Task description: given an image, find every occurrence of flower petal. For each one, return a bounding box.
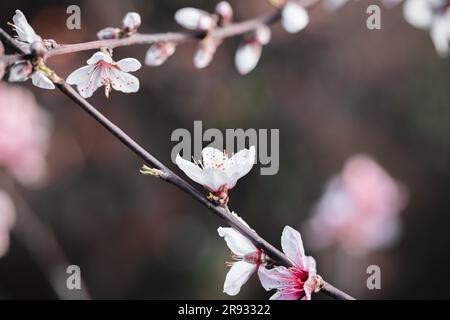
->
[175,8,214,30]
[12,10,39,44]
[223,261,257,296]
[87,51,113,65]
[66,65,93,85]
[258,266,293,291]
[31,72,55,90]
[193,43,216,69]
[175,154,206,186]
[117,58,142,72]
[76,68,103,98]
[217,227,256,256]
[235,40,262,75]
[282,2,309,34]
[281,226,306,268]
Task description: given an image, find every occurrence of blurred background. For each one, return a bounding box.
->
[0,0,449,299]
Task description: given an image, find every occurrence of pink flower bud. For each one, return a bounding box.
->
[216,1,233,25]
[8,61,33,82]
[255,25,272,45]
[194,38,218,69]
[145,42,177,66]
[122,12,142,32]
[282,2,309,34]
[97,27,121,40]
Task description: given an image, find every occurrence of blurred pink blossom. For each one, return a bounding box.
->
[0,189,16,257]
[305,154,408,256]
[0,83,51,186]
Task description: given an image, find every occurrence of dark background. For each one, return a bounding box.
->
[0,0,449,299]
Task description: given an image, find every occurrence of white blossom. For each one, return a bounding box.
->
[66,51,141,98]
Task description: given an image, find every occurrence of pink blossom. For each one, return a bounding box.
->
[66,51,141,98]
[0,83,51,186]
[235,26,271,75]
[306,154,408,256]
[0,190,16,257]
[258,226,318,300]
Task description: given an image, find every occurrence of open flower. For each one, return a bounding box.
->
[403,0,450,57]
[0,83,52,186]
[258,226,318,300]
[0,190,16,258]
[66,51,141,98]
[235,26,271,75]
[175,146,255,205]
[281,2,310,34]
[1,41,6,80]
[175,2,233,69]
[305,154,408,256]
[218,213,264,295]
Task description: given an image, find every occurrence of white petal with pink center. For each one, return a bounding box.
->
[66,51,141,98]
[175,146,256,193]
